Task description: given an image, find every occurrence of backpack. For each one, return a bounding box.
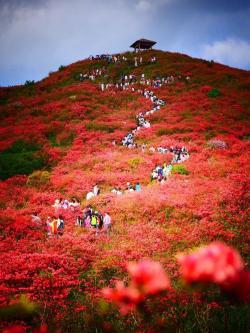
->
[91,215,98,227]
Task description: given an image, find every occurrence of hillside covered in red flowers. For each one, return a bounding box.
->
[0,50,249,332]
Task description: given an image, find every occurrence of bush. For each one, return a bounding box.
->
[24,80,35,87]
[0,140,45,180]
[27,170,50,187]
[47,132,75,147]
[59,65,66,71]
[157,128,191,136]
[0,98,8,105]
[208,88,221,98]
[128,157,142,170]
[86,122,116,133]
[4,140,40,154]
[172,165,189,175]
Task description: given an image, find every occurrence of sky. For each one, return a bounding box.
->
[0,0,250,86]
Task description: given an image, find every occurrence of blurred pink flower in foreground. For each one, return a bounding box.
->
[103,261,170,314]
[103,281,142,314]
[128,260,171,295]
[177,242,244,287]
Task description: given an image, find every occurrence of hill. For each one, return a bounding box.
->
[0,50,249,332]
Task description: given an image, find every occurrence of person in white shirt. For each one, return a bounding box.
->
[93,185,100,196]
[103,212,112,235]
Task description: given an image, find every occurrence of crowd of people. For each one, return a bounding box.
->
[98,73,183,92]
[89,54,128,63]
[79,66,106,82]
[76,206,112,235]
[151,163,173,183]
[46,215,65,237]
[52,197,80,212]
[150,147,189,183]
[30,52,192,240]
[31,202,112,237]
[122,87,165,148]
[111,182,141,195]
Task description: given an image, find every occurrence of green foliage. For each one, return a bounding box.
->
[30,108,46,116]
[157,127,191,136]
[181,110,193,119]
[86,122,116,133]
[47,132,75,147]
[128,157,142,170]
[0,295,38,321]
[0,97,8,105]
[208,88,221,98]
[59,65,66,71]
[0,140,45,180]
[24,80,35,87]
[242,134,250,140]
[172,164,190,175]
[4,140,40,153]
[205,130,216,140]
[24,80,36,96]
[179,302,249,333]
[165,206,175,221]
[27,170,50,187]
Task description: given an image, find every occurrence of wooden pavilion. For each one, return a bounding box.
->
[130,38,156,52]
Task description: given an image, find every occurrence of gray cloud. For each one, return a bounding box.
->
[201,38,250,68]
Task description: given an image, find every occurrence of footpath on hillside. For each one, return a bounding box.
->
[45,52,192,238]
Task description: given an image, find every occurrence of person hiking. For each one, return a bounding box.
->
[103,212,112,235]
[96,211,104,230]
[46,217,52,236]
[31,212,41,225]
[57,215,65,236]
[48,216,58,236]
[90,214,98,228]
[93,184,100,196]
[135,182,141,191]
[86,191,94,200]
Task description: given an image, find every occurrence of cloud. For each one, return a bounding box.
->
[0,0,152,85]
[201,38,250,69]
[135,0,173,12]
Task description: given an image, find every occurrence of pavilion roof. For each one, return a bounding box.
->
[130,38,156,49]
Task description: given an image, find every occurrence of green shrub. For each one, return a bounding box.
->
[157,128,191,136]
[0,98,8,105]
[86,122,115,133]
[24,80,35,87]
[59,65,66,71]
[128,157,142,170]
[0,140,45,180]
[47,132,75,147]
[165,206,175,221]
[242,134,250,141]
[208,88,221,98]
[27,170,50,187]
[172,165,190,175]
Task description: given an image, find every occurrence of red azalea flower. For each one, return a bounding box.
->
[103,281,143,314]
[127,260,171,295]
[3,325,26,333]
[177,242,244,287]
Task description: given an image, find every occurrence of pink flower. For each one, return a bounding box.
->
[103,281,142,314]
[177,242,244,287]
[127,260,171,295]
